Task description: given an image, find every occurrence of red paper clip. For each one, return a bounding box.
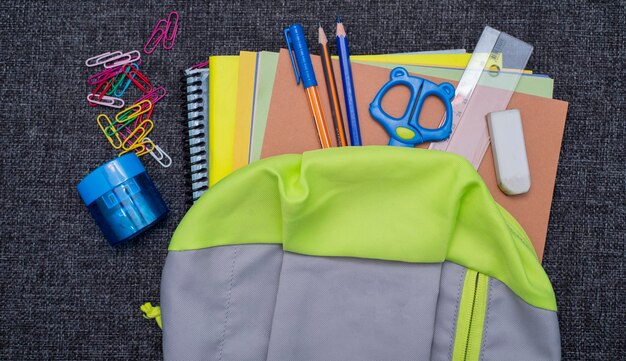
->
[162,12,179,50]
[144,19,167,54]
[90,78,115,106]
[127,68,153,94]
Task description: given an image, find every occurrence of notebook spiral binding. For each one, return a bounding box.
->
[180,67,210,203]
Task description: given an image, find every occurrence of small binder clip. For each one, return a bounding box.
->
[162,12,179,50]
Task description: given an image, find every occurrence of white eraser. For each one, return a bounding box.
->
[487,109,531,195]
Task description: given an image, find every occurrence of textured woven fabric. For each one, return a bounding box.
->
[0,0,623,359]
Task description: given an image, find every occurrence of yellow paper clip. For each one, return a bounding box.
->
[119,138,155,157]
[115,100,153,123]
[121,119,154,150]
[97,114,123,149]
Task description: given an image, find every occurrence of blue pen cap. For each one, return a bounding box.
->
[77,154,168,245]
[284,24,317,88]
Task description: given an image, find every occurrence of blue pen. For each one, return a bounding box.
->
[283,24,332,148]
[336,17,361,146]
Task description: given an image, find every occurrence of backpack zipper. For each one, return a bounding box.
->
[452,270,489,361]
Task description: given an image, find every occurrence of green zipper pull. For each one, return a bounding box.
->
[140,302,162,330]
[452,270,489,361]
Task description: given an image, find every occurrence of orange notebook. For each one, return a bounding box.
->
[262,49,568,260]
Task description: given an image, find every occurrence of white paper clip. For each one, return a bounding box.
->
[143,138,172,168]
[85,51,123,67]
[87,94,125,108]
[104,50,141,69]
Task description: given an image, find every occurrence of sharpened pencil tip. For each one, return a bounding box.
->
[318,25,328,44]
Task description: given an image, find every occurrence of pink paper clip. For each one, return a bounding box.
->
[127,68,153,93]
[87,94,125,108]
[87,66,124,86]
[162,12,179,50]
[189,60,208,70]
[144,19,167,54]
[103,50,141,69]
[135,86,166,106]
[85,51,123,67]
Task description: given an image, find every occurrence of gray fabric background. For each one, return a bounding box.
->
[0,0,623,359]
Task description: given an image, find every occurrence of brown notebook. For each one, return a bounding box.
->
[262,49,568,260]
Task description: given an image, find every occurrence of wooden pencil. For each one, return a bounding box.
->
[318,25,348,147]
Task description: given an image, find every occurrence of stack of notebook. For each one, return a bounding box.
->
[179,48,568,261]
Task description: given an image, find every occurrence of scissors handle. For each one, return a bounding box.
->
[369,67,455,147]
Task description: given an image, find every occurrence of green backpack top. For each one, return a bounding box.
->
[160,146,560,361]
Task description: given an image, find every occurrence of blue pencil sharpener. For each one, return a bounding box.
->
[77,153,168,246]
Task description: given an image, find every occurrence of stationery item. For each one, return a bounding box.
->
[113,63,140,98]
[144,19,167,54]
[162,11,179,50]
[97,114,123,149]
[319,25,347,147]
[429,26,533,169]
[144,137,173,168]
[232,51,258,171]
[249,51,280,163]
[487,109,531,195]
[262,50,568,260]
[104,50,141,69]
[88,66,124,85]
[336,17,361,146]
[77,153,168,246]
[136,86,167,105]
[369,67,455,147]
[360,61,553,98]
[127,67,153,93]
[85,51,123,67]
[284,24,332,149]
[87,94,125,108]
[208,55,240,186]
[180,65,209,202]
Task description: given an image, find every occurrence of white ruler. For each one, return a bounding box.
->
[429,26,533,169]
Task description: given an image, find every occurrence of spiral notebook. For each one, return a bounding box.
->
[180,67,209,202]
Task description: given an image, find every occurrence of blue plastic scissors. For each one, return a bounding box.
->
[369,67,455,147]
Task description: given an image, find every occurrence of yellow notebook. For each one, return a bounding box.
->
[208,55,240,186]
[232,51,257,172]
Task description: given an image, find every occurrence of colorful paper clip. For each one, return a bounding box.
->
[85,51,123,67]
[143,137,172,168]
[97,114,123,149]
[116,100,153,123]
[113,63,140,98]
[103,50,141,69]
[90,78,116,104]
[127,67,153,94]
[135,86,166,106]
[87,94,125,108]
[162,12,179,50]
[144,19,167,54]
[121,119,154,150]
[87,66,124,86]
[119,138,155,157]
[189,60,209,70]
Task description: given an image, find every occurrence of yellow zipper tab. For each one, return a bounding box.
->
[452,270,489,361]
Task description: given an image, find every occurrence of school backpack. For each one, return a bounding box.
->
[160,147,560,361]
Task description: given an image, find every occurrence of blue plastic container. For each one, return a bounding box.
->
[77,153,168,245]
